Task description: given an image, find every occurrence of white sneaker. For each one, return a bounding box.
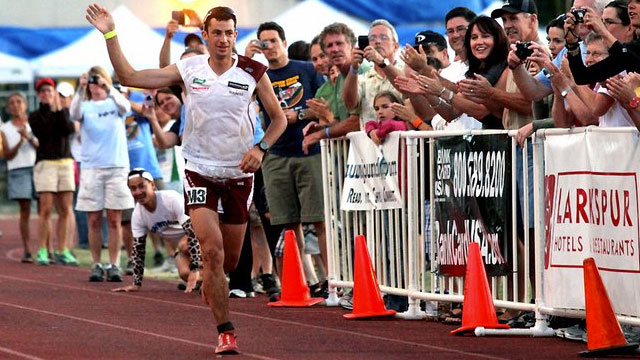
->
[229,289,247,298]
[153,258,177,274]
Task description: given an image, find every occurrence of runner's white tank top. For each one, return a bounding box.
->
[176,54,266,167]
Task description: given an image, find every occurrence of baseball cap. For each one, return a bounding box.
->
[56,82,75,98]
[35,78,55,92]
[184,33,203,47]
[491,0,538,18]
[128,168,154,182]
[414,30,447,50]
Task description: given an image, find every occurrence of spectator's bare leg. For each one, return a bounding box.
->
[251,223,272,276]
[87,211,103,264]
[18,199,31,254]
[313,221,328,275]
[53,192,73,252]
[37,192,53,252]
[106,209,122,265]
[122,222,133,258]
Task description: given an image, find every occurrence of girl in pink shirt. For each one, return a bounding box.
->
[365,91,407,145]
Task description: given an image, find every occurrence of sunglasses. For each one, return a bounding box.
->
[203,6,236,27]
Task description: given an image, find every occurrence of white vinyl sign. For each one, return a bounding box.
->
[340,131,403,211]
[544,130,640,317]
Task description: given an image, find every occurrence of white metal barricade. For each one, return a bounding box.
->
[321,130,538,322]
[321,127,640,330]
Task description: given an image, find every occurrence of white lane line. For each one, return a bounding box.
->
[0,301,279,360]
[0,346,46,360]
[0,274,509,360]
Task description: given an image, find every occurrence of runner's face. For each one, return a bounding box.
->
[203,19,236,58]
[128,177,155,205]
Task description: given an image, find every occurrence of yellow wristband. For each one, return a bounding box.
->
[104,30,117,40]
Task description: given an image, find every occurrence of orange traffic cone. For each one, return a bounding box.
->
[268,230,324,307]
[451,242,509,335]
[343,235,396,319]
[579,257,638,357]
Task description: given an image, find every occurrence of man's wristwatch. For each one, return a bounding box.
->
[297,110,305,121]
[629,96,640,109]
[258,140,270,153]
[378,58,390,68]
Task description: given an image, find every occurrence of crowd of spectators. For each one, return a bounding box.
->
[3,0,640,331]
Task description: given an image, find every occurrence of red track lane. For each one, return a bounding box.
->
[0,218,594,359]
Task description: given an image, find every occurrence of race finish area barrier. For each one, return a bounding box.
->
[320,126,640,333]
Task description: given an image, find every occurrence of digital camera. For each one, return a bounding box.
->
[357,35,369,50]
[144,95,154,107]
[571,8,587,24]
[88,75,100,85]
[515,42,534,60]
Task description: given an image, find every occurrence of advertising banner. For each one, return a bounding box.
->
[434,134,511,277]
[544,130,640,316]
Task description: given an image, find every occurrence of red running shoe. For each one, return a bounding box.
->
[215,332,239,354]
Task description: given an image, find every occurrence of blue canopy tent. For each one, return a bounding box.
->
[0,0,498,60]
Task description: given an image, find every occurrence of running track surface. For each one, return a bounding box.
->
[0,218,598,359]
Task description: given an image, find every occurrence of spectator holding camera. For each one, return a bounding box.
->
[2,92,38,263]
[70,66,133,282]
[247,21,330,288]
[29,78,78,266]
[511,0,607,101]
[159,9,205,68]
[343,19,405,129]
[551,33,634,128]
[567,0,640,84]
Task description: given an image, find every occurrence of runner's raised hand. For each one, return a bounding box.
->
[86,3,115,34]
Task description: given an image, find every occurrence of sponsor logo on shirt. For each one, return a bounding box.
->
[192,77,207,85]
[228,81,249,91]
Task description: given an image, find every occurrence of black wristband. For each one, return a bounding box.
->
[217,321,235,334]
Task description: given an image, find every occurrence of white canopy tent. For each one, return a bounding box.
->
[31,5,184,78]
[0,52,33,83]
[235,0,370,65]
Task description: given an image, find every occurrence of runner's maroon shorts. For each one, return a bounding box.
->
[183,170,253,224]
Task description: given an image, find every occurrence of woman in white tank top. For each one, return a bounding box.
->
[1,92,38,262]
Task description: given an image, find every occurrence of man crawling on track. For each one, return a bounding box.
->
[112,168,202,293]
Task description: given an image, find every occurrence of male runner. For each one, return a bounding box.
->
[86,4,287,354]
